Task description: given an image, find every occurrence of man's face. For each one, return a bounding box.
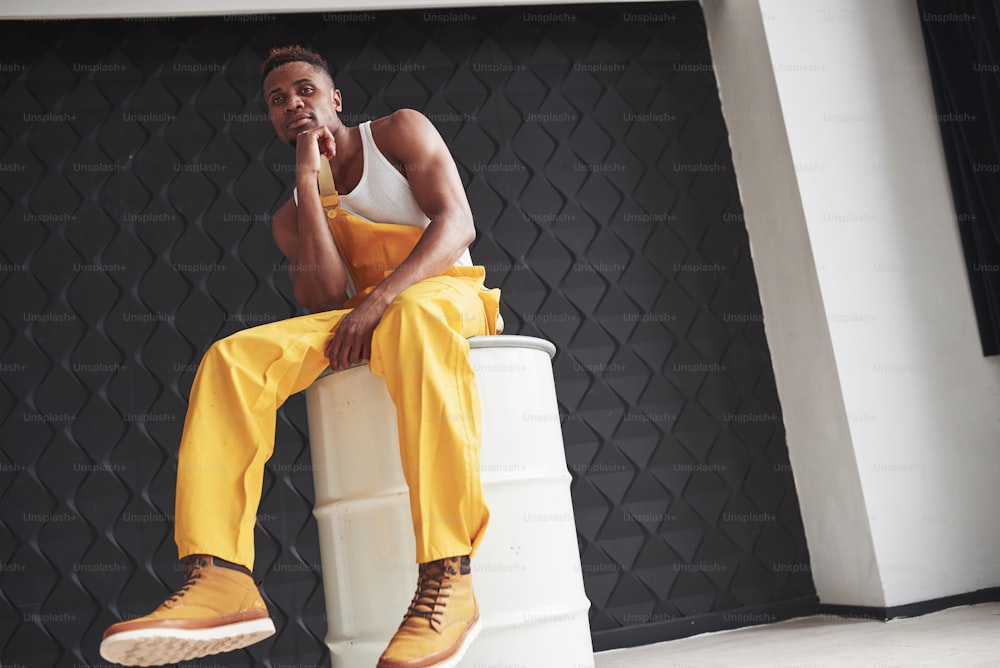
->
[262,61,341,146]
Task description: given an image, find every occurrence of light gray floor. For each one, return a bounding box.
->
[594,602,1000,667]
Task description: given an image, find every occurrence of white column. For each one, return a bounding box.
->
[704,0,1000,607]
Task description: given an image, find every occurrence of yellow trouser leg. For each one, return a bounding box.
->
[370,275,492,563]
[175,276,492,570]
[174,309,345,570]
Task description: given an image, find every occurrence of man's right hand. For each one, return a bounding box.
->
[295,126,336,178]
[270,124,349,314]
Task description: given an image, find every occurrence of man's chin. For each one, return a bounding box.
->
[286,123,317,146]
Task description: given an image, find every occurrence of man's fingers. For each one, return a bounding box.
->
[296,128,325,173]
[295,127,335,169]
[317,127,336,159]
[328,336,343,371]
[348,339,363,366]
[345,322,363,365]
[327,312,375,371]
[336,334,351,369]
[328,320,351,371]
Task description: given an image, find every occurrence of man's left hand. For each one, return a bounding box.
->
[326,295,389,371]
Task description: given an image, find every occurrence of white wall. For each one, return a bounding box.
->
[701,0,884,607]
[706,0,1000,608]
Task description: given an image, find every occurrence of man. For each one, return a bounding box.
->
[99,45,500,668]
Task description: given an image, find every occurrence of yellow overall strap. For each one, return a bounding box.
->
[317,157,339,209]
[315,151,503,332]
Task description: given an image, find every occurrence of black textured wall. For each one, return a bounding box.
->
[0,3,815,666]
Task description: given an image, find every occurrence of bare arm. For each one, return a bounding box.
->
[271,127,349,313]
[325,109,476,370]
[364,109,475,310]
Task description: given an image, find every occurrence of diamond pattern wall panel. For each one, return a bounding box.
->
[0,3,815,666]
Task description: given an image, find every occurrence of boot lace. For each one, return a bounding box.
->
[403,558,458,630]
[163,556,209,607]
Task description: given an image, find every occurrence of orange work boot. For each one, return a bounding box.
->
[99,555,275,666]
[377,555,481,668]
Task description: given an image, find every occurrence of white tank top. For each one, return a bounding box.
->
[293,120,474,268]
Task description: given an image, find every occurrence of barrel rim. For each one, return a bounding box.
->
[468,334,556,358]
[313,335,557,381]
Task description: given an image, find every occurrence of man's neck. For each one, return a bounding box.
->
[323,122,365,194]
[330,122,359,166]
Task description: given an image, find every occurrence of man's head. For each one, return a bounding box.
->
[260,45,342,146]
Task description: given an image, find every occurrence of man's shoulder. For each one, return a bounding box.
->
[371,108,430,131]
[366,110,442,167]
[369,109,438,150]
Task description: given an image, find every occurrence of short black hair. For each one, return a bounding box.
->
[260,45,334,88]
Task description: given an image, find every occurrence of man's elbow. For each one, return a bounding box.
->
[458,215,476,252]
[293,283,319,313]
[294,282,345,314]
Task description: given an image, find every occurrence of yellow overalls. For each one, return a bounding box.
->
[173,161,501,569]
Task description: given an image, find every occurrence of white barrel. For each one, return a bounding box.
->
[304,335,595,668]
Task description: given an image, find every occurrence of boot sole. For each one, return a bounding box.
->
[434,615,481,668]
[378,615,482,668]
[99,617,276,666]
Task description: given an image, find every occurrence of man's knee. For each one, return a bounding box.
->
[387,282,489,347]
[200,329,256,369]
[381,283,446,328]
